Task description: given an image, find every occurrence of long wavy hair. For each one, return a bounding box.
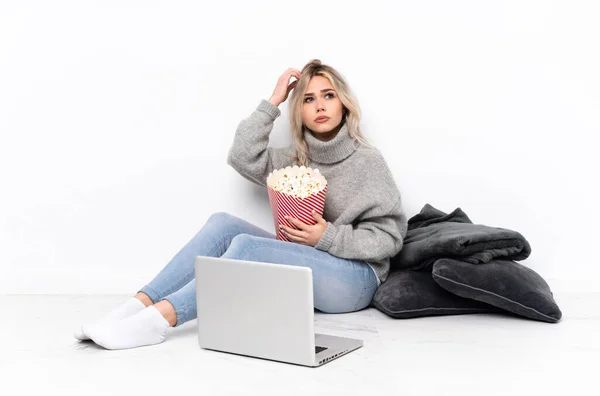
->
[288,59,375,166]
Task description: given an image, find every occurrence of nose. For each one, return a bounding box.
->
[316,100,325,112]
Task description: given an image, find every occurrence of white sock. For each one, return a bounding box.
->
[74,297,146,341]
[86,306,171,350]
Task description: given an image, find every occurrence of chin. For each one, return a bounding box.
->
[311,120,337,132]
[311,125,331,133]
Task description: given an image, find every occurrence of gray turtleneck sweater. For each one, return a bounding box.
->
[227,99,408,284]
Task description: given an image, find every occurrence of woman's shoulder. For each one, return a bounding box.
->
[353,145,401,192]
[353,145,390,167]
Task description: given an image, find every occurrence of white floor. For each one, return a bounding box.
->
[1,292,598,396]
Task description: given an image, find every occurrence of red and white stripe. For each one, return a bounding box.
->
[267,184,328,242]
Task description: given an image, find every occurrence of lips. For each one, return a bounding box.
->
[315,116,330,122]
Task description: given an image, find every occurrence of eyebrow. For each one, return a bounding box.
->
[304,88,335,97]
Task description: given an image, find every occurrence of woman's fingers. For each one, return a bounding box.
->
[286,68,301,81]
[280,222,307,240]
[287,79,298,93]
[272,68,302,105]
[286,216,306,230]
[281,227,306,244]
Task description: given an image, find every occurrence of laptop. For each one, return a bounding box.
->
[194,255,364,367]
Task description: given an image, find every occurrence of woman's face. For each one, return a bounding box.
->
[302,76,345,141]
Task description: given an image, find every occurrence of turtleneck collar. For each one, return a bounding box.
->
[302,119,359,164]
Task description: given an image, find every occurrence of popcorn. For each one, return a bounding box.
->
[270,169,324,199]
[266,165,328,242]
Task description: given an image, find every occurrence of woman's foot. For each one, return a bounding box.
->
[86,305,172,350]
[73,294,150,341]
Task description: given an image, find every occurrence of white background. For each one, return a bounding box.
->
[1,0,598,294]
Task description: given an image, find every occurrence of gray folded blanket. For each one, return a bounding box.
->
[376,203,561,323]
[391,203,532,271]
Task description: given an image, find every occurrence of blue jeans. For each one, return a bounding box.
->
[138,212,380,327]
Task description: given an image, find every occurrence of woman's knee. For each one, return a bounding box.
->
[207,211,235,223]
[225,234,258,255]
[204,212,246,233]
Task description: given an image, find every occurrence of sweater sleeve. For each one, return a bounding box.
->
[314,198,408,262]
[227,99,292,188]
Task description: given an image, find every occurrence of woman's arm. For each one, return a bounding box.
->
[314,199,408,262]
[227,99,292,188]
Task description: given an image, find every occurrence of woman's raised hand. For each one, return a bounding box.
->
[268,68,302,107]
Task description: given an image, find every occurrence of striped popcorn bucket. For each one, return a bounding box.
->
[266,166,328,242]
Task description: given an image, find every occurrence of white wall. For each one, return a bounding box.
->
[1,0,598,294]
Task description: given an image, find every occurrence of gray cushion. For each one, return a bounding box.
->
[370,269,501,319]
[432,258,562,323]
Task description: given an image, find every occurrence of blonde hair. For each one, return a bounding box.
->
[288,59,375,166]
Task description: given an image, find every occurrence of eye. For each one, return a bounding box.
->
[304,93,335,103]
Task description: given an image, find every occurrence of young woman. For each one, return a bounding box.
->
[74,59,408,350]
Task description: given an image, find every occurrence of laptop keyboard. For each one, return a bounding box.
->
[315,346,328,354]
